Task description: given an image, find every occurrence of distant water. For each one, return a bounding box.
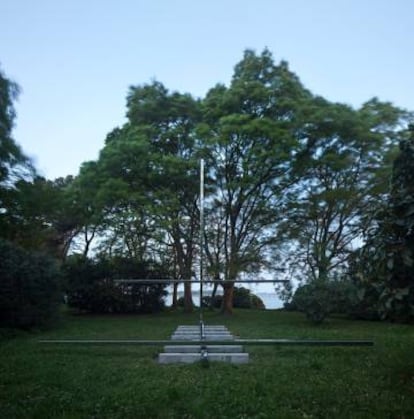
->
[164,291,283,309]
[256,293,283,309]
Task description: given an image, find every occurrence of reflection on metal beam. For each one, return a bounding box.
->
[39,339,374,346]
[113,279,289,284]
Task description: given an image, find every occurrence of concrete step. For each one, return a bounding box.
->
[172,331,233,337]
[175,330,229,334]
[158,324,249,364]
[163,345,244,353]
[175,331,230,335]
[177,324,227,330]
[171,335,234,341]
[171,332,233,337]
[174,330,230,335]
[173,330,232,334]
[158,352,249,364]
[176,326,228,331]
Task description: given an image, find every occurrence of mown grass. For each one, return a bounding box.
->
[1,309,413,418]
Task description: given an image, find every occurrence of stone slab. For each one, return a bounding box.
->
[173,330,232,336]
[158,352,249,364]
[171,335,234,341]
[175,330,229,334]
[171,332,233,338]
[157,324,249,364]
[176,326,227,331]
[163,345,244,353]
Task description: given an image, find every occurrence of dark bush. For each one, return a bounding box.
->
[233,286,265,309]
[290,280,357,324]
[201,294,222,309]
[176,296,185,307]
[348,283,382,321]
[201,287,265,309]
[250,292,266,309]
[63,255,168,314]
[293,282,331,324]
[0,239,61,329]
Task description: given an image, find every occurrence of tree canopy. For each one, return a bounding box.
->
[1,50,413,322]
[67,49,413,316]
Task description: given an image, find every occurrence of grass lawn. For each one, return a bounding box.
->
[1,309,413,418]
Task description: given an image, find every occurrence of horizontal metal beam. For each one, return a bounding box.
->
[39,339,373,346]
[113,279,289,284]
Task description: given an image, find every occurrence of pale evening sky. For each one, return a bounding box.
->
[1,0,413,180]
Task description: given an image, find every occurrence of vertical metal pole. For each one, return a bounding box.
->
[199,159,205,338]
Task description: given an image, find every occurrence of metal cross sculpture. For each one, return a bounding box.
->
[40,160,373,362]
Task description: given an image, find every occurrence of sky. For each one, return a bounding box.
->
[1,0,414,180]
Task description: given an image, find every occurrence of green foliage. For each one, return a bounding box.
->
[250,293,266,309]
[352,126,414,322]
[1,176,80,258]
[233,286,265,309]
[202,287,265,309]
[175,296,187,308]
[63,256,117,313]
[290,280,356,324]
[200,49,314,313]
[278,97,410,284]
[291,282,332,323]
[12,48,408,319]
[75,81,201,311]
[63,255,168,314]
[347,249,384,320]
[0,67,34,243]
[0,239,61,329]
[0,66,31,186]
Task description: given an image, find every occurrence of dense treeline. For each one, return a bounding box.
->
[63,255,168,314]
[0,67,61,328]
[1,49,413,328]
[0,239,61,329]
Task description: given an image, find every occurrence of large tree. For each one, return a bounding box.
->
[0,66,33,237]
[351,125,414,322]
[1,176,81,258]
[278,98,410,283]
[126,82,201,311]
[200,49,312,314]
[75,82,201,311]
[0,66,30,186]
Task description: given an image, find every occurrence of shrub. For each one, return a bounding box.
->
[291,280,357,324]
[292,282,331,324]
[250,293,266,309]
[0,239,61,329]
[201,287,265,309]
[201,294,222,309]
[176,296,185,307]
[233,286,265,309]
[63,255,167,314]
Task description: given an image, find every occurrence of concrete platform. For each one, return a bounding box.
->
[171,334,233,341]
[158,352,249,364]
[164,345,244,353]
[171,325,234,341]
[158,324,249,364]
[172,332,233,336]
[172,325,228,331]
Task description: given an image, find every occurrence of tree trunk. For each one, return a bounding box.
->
[171,282,178,309]
[209,278,219,310]
[221,283,234,315]
[184,281,194,313]
[173,235,194,313]
[317,258,329,282]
